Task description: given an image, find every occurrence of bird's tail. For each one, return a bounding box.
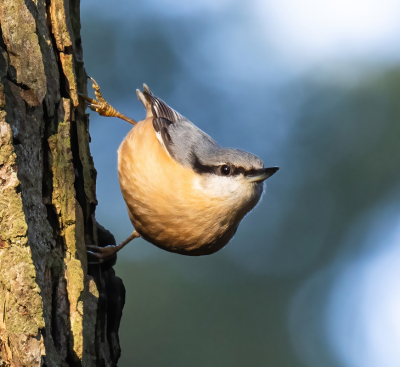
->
[136,84,153,113]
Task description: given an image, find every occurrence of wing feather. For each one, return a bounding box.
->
[153,117,175,158]
[144,90,220,169]
[144,92,184,123]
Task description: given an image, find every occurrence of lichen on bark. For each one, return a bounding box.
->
[0,0,126,365]
[0,113,45,367]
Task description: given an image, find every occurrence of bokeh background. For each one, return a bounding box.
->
[80,1,400,366]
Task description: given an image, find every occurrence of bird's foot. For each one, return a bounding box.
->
[87,244,121,264]
[87,230,140,264]
[79,76,137,125]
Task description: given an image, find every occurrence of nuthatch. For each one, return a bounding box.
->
[82,78,278,261]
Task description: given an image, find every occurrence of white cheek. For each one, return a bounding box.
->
[194,176,236,197]
[193,175,262,205]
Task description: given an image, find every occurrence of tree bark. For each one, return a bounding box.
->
[0,0,124,366]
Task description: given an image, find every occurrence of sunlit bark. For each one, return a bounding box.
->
[0,0,124,365]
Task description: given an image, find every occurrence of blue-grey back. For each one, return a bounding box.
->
[145,92,264,171]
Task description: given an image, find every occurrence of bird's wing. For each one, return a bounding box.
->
[145,92,185,124]
[143,92,220,168]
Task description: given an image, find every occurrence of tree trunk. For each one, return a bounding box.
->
[0,0,124,366]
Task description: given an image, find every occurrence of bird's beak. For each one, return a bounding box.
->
[247,167,279,183]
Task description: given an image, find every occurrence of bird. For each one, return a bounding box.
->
[81,78,279,261]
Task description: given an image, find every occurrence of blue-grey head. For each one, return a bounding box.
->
[137,85,279,207]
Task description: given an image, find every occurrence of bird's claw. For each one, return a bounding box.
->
[86,244,122,264]
[86,230,140,265]
[78,76,113,117]
[79,76,137,125]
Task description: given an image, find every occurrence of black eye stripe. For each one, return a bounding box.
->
[234,167,246,175]
[191,155,219,174]
[191,154,256,177]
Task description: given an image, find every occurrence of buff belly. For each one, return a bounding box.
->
[117,118,248,255]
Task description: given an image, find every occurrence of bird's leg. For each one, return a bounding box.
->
[79,76,137,125]
[87,230,140,264]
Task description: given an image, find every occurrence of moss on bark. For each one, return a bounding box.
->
[0,0,126,365]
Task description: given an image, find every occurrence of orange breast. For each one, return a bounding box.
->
[117,118,240,255]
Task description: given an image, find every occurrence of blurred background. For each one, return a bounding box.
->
[80,0,400,366]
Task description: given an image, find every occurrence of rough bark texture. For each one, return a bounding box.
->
[0,0,125,366]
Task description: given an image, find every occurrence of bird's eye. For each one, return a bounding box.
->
[221,165,231,176]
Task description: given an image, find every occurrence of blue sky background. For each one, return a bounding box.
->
[80,1,400,365]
